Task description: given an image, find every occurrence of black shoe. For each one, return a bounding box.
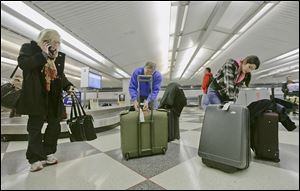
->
[281,119,297,131]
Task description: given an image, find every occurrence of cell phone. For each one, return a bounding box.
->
[48,46,55,54]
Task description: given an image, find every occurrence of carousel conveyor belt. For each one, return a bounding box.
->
[1,105,129,141]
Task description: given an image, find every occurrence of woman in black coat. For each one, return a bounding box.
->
[16,29,74,172]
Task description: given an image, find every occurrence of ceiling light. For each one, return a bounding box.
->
[170,5,178,35]
[221,34,239,50]
[2,1,130,78]
[65,62,81,72]
[262,48,299,65]
[253,59,298,75]
[180,5,189,32]
[1,38,21,50]
[2,9,127,79]
[1,57,17,66]
[2,1,107,64]
[239,3,275,33]
[210,50,222,60]
[65,74,81,81]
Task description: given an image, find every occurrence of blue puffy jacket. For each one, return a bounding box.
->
[129,67,162,103]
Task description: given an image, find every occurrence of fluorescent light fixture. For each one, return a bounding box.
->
[239,3,274,33]
[1,1,122,71]
[183,48,206,76]
[169,36,174,50]
[1,38,21,50]
[168,52,173,61]
[191,67,204,79]
[253,59,298,75]
[210,50,222,60]
[170,5,178,35]
[65,73,81,81]
[176,46,197,78]
[174,51,178,59]
[257,65,299,79]
[1,57,18,66]
[115,68,130,78]
[2,8,126,80]
[203,60,211,67]
[65,62,81,72]
[273,69,299,77]
[154,1,170,77]
[262,48,299,65]
[221,34,239,50]
[177,35,182,48]
[112,72,123,79]
[180,5,189,32]
[1,10,40,39]
[2,1,106,65]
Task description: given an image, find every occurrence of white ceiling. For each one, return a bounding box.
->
[1,1,299,87]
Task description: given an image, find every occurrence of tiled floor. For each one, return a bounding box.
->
[1,107,299,190]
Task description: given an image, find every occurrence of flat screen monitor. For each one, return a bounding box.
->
[88,72,101,89]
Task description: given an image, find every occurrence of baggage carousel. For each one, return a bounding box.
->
[1,105,129,141]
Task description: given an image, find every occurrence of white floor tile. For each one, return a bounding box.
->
[180,122,202,131]
[279,131,299,146]
[6,141,28,152]
[1,153,146,190]
[172,131,200,149]
[86,133,120,152]
[57,138,70,144]
[151,156,299,190]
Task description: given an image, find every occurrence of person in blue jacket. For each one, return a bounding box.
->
[129,62,162,111]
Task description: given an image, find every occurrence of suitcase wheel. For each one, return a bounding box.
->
[162,147,166,154]
[125,153,130,161]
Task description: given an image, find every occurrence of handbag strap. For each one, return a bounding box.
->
[73,93,87,116]
[10,65,19,79]
[70,95,79,121]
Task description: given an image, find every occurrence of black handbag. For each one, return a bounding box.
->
[66,94,97,142]
[1,65,22,109]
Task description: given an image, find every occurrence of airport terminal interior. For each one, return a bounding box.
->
[1,1,299,190]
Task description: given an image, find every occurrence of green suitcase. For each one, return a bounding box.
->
[120,109,168,160]
[120,75,168,160]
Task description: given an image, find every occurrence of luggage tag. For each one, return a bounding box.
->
[139,108,145,122]
[222,102,232,111]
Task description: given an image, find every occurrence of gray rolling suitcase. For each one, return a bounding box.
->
[198,103,250,173]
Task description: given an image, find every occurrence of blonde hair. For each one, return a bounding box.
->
[37,29,61,47]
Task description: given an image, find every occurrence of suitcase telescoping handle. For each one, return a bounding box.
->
[137,75,154,122]
[270,86,276,112]
[137,75,154,156]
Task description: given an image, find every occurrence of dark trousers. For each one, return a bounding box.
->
[26,115,61,164]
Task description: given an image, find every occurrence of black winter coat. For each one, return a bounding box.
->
[159,82,187,116]
[247,99,295,131]
[16,41,73,118]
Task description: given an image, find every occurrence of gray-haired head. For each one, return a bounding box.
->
[37,29,61,47]
[145,62,156,70]
[144,61,156,75]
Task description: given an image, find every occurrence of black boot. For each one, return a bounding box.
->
[281,118,297,131]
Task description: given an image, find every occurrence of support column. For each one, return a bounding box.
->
[122,78,131,106]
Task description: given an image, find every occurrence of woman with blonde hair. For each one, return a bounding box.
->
[16,29,75,172]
